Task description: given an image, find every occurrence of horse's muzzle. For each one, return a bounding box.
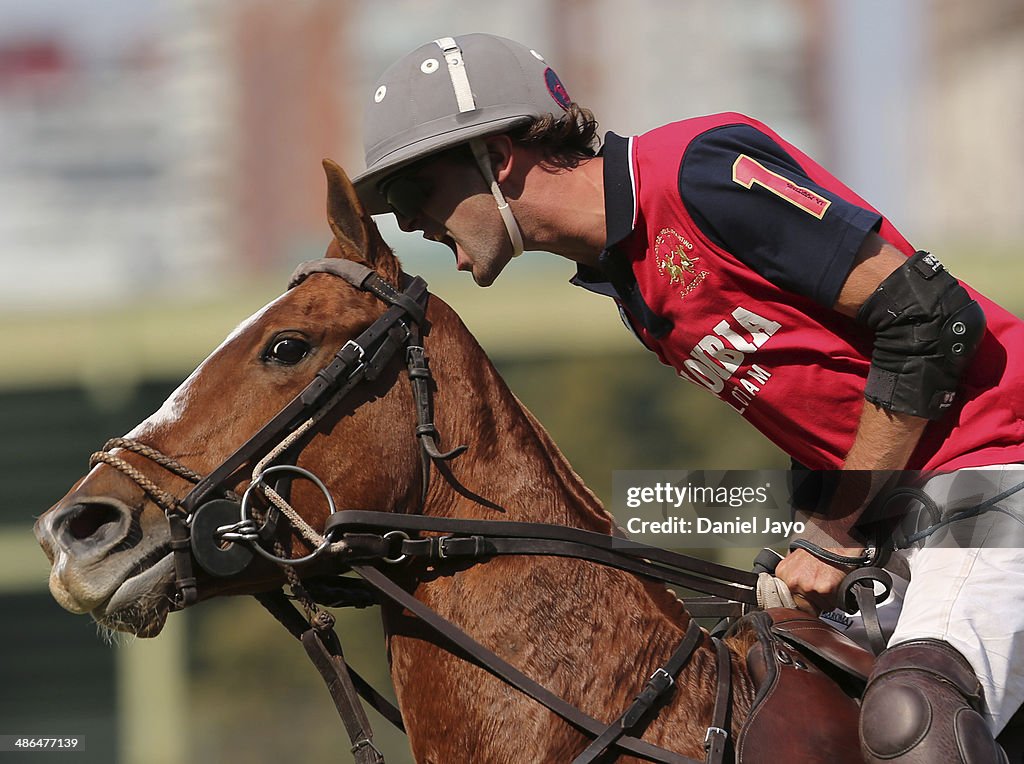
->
[35,493,165,617]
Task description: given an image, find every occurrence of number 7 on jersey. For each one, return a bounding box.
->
[732,154,832,219]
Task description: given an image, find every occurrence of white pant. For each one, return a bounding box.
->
[823,465,1024,735]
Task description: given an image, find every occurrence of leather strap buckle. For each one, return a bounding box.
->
[350,737,385,764]
[704,726,728,750]
[648,667,674,692]
[435,535,452,560]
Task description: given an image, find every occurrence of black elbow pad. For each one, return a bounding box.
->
[857,251,986,420]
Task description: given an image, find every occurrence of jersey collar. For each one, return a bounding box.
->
[571,132,672,340]
[571,131,635,295]
[601,131,638,249]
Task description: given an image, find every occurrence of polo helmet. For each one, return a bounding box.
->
[353,33,574,215]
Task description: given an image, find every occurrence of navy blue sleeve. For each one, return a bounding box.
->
[679,124,882,306]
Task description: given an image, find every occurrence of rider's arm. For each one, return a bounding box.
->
[678,124,986,612]
[836,233,929,474]
[779,233,985,612]
[778,235,926,611]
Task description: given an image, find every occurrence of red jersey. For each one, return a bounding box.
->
[573,113,1024,470]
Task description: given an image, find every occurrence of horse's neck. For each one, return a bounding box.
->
[423,302,613,531]
[384,302,747,760]
[420,298,689,621]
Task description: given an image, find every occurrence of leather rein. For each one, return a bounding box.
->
[90,259,762,764]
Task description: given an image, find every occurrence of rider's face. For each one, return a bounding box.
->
[382,149,516,287]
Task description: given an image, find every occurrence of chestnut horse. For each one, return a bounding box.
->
[34,162,861,763]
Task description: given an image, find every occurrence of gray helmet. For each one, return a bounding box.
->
[353,33,573,215]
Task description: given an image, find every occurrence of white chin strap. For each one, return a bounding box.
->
[433,36,524,258]
[470,138,524,258]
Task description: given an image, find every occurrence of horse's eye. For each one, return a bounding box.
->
[264,337,311,365]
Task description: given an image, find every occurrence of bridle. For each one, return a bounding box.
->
[89,258,765,764]
[92,258,457,609]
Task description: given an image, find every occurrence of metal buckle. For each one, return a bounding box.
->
[704,726,728,750]
[648,667,674,690]
[342,339,365,362]
[340,339,367,378]
[350,737,384,758]
[436,535,452,559]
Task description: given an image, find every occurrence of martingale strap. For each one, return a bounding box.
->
[573,636,732,764]
[571,622,706,764]
[350,564,716,764]
[299,630,385,764]
[255,591,399,764]
[295,510,756,762]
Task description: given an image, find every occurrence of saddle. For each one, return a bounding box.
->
[734,608,874,763]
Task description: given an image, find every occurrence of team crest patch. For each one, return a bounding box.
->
[544,68,571,111]
[655,228,709,300]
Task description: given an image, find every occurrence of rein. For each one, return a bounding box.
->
[90,259,754,764]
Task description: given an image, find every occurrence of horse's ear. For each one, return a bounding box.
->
[322,158,400,283]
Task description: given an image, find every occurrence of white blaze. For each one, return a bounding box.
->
[126,294,288,438]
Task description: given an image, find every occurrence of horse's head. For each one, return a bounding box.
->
[34,161,425,637]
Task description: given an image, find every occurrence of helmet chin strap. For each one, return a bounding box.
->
[469,138,524,258]
[432,38,522,259]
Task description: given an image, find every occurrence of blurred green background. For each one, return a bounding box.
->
[3,1,1022,762]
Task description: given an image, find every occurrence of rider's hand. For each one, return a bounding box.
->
[775,547,860,615]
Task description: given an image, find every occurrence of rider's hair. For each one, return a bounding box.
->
[425,103,599,174]
[506,103,600,168]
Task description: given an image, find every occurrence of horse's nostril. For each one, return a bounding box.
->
[45,499,133,557]
[66,504,123,542]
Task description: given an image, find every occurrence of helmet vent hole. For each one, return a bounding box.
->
[420,58,439,74]
[374,85,387,103]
